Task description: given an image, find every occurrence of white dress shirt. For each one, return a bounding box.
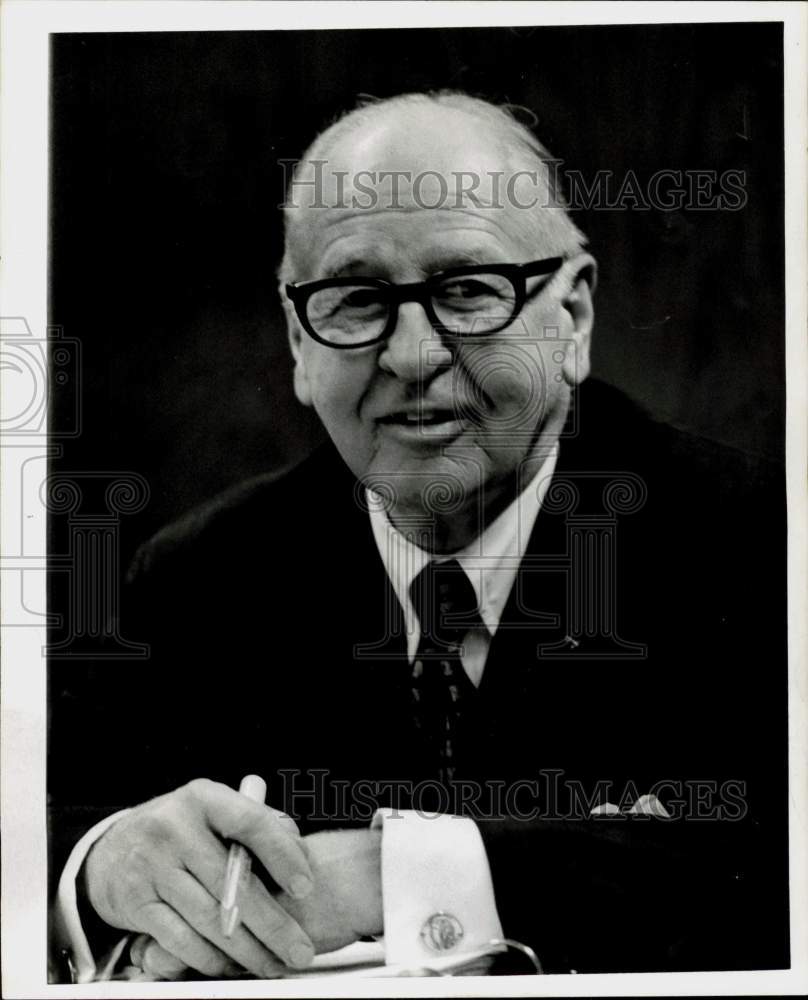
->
[368,445,559,686]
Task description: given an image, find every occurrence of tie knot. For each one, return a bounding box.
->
[410,559,480,647]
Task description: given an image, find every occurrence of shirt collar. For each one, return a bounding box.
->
[367,445,559,659]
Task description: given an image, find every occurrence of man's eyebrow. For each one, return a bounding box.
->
[428,255,511,275]
[322,247,509,279]
[324,258,374,278]
[432,253,486,270]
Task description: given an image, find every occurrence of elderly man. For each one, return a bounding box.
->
[51,92,787,980]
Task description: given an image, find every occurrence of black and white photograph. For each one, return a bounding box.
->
[1,2,806,996]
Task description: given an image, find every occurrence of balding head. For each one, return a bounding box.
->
[280,91,585,284]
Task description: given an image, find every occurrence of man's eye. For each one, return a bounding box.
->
[438,279,500,300]
[435,277,513,308]
[339,288,385,310]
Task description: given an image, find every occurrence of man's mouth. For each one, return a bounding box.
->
[376,407,468,442]
[378,408,459,427]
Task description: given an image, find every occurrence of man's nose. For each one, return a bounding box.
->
[377,301,453,380]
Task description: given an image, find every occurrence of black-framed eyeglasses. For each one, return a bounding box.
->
[285,256,565,349]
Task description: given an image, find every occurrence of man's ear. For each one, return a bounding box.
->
[284,304,314,407]
[560,253,597,387]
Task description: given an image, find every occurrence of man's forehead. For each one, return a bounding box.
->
[327,103,513,178]
[303,205,538,277]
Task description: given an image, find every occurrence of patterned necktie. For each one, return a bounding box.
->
[409,559,482,782]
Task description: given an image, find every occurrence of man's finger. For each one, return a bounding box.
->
[160,867,292,977]
[131,933,248,982]
[184,779,313,899]
[271,809,302,838]
[140,940,191,980]
[180,828,315,969]
[129,934,152,969]
[136,900,233,979]
[237,870,315,970]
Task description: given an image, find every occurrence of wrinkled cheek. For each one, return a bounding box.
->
[309,366,354,421]
[306,371,378,474]
[456,342,550,434]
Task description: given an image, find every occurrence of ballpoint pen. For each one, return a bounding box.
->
[220,774,267,938]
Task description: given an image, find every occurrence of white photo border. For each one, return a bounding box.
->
[1,2,806,997]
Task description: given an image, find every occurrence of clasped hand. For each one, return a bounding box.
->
[83,779,382,979]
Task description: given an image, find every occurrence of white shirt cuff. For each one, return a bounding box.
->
[53,809,132,983]
[371,809,503,967]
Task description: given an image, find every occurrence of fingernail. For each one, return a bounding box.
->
[288,942,314,968]
[290,874,313,898]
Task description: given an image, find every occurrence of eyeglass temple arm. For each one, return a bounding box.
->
[520,256,565,278]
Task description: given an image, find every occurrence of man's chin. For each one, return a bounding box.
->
[362,456,483,527]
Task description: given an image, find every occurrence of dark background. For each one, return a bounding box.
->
[50,23,785,560]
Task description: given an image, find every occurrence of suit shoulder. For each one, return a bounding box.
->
[580,379,783,497]
[651,419,783,505]
[642,390,782,475]
[127,447,340,583]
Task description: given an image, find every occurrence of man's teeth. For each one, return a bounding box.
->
[391,411,454,424]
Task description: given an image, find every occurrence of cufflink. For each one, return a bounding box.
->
[420,911,464,952]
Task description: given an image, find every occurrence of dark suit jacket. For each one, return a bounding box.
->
[49,380,789,974]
